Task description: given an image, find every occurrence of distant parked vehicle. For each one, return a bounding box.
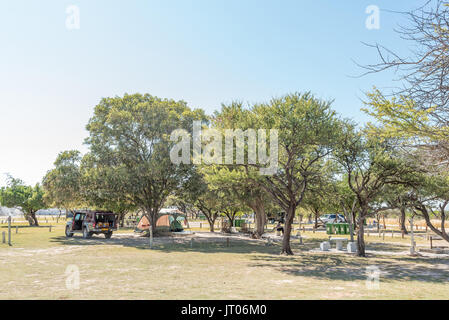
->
[317,214,346,227]
[65,211,117,239]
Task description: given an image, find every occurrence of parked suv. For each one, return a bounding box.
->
[65,211,117,239]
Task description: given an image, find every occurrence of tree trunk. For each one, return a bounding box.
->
[201,209,217,232]
[281,204,295,255]
[352,211,357,230]
[357,216,366,257]
[25,213,34,226]
[314,210,319,229]
[26,211,39,226]
[400,207,408,235]
[145,210,157,235]
[252,202,266,238]
[208,216,216,232]
[417,205,449,243]
[119,213,125,228]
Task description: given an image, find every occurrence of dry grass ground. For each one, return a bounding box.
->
[0,221,449,300]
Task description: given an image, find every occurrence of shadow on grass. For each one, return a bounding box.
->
[0,225,59,230]
[249,248,449,283]
[48,233,449,284]
[49,233,283,255]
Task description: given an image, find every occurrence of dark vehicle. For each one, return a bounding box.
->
[267,211,285,224]
[65,211,117,239]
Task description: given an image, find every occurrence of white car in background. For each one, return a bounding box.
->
[317,214,346,227]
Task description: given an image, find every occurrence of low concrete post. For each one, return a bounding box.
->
[16,226,18,234]
[410,217,416,255]
[2,231,5,244]
[8,216,11,246]
[320,241,330,251]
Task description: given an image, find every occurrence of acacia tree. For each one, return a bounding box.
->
[246,92,345,255]
[361,1,449,167]
[204,166,269,237]
[0,176,45,226]
[80,154,136,227]
[364,89,449,242]
[406,171,449,243]
[42,150,83,217]
[211,103,270,237]
[85,93,206,234]
[362,1,449,127]
[382,184,414,234]
[178,169,222,232]
[335,127,417,257]
[302,161,338,229]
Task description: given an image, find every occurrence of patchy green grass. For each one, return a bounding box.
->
[0,223,448,299]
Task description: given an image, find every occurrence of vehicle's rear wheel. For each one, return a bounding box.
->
[82,227,92,239]
[65,226,73,238]
[104,232,113,239]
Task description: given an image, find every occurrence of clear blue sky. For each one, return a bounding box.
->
[0,0,424,186]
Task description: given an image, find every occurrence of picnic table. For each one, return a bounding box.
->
[329,237,348,251]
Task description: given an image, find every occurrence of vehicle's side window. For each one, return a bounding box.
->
[74,213,81,221]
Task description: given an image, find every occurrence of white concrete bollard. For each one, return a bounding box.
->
[336,241,343,251]
[320,241,330,251]
[347,242,357,253]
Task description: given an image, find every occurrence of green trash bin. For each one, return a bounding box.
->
[234,219,245,227]
[326,223,334,235]
[342,223,349,235]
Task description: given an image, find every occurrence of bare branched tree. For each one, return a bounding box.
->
[361,0,449,123]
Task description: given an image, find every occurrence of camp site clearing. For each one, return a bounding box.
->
[1,219,449,300]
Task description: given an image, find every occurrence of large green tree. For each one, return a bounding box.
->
[80,153,137,227]
[0,176,45,226]
[335,127,418,257]
[178,168,222,232]
[246,92,345,255]
[42,150,83,216]
[211,102,271,237]
[85,93,206,234]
